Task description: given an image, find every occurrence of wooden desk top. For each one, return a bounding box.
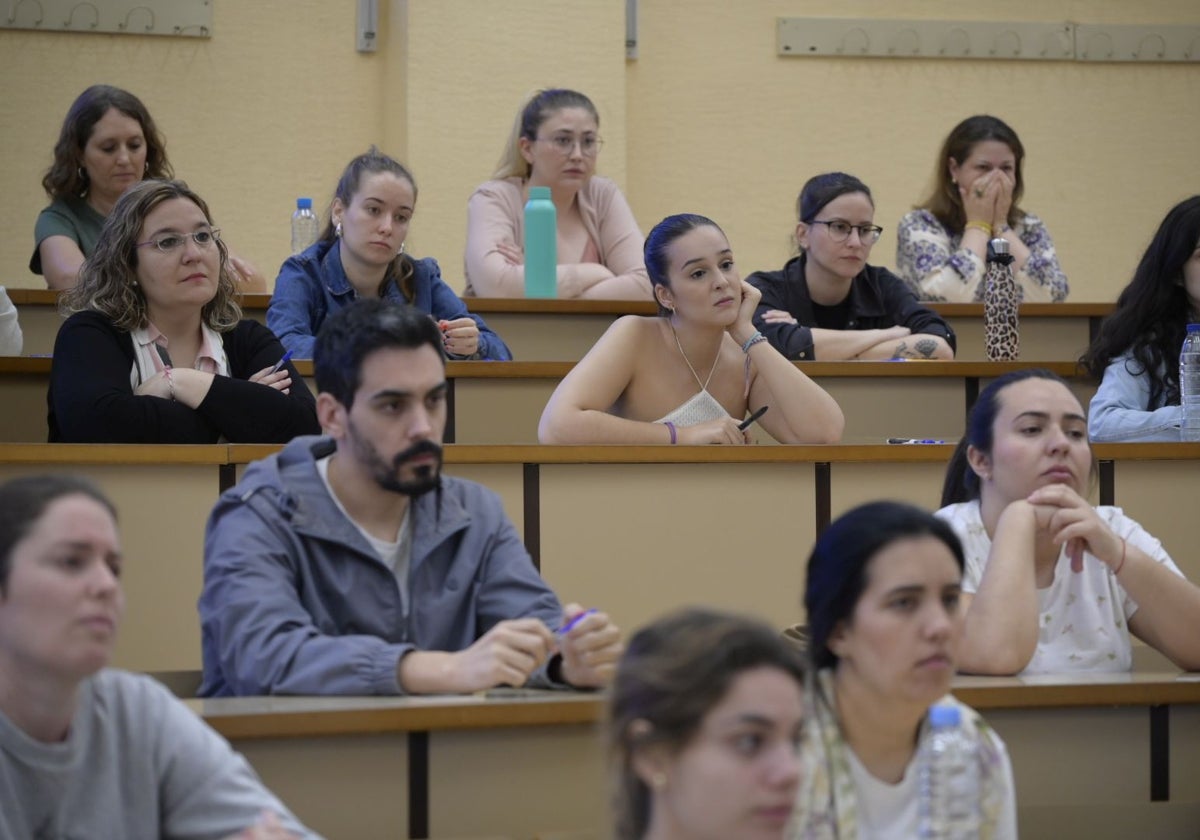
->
[189,672,1200,740]
[4,290,1115,319]
[0,441,1194,467]
[0,355,1086,381]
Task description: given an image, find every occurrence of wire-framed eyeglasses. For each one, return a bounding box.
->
[136,229,221,254]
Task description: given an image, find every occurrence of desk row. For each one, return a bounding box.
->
[0,442,1191,674]
[7,289,1108,362]
[185,675,1200,839]
[0,356,1093,444]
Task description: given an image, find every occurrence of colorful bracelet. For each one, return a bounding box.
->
[662,421,677,444]
[741,331,768,354]
[965,221,994,236]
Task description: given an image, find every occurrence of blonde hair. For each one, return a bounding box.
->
[60,179,241,332]
[492,88,599,180]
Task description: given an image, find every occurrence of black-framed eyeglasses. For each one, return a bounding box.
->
[810,220,883,244]
[537,134,604,156]
[136,229,221,254]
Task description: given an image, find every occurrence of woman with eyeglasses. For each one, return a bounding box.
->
[32,85,265,291]
[896,115,1068,303]
[48,179,319,443]
[746,173,956,362]
[463,88,651,299]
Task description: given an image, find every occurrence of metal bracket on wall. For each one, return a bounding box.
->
[356,0,377,53]
[626,0,637,60]
[778,17,1200,63]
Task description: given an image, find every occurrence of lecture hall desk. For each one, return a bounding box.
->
[7,289,1108,362]
[187,673,1200,839]
[1,442,1195,677]
[0,356,1093,445]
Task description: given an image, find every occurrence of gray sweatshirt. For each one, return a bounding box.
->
[0,669,321,839]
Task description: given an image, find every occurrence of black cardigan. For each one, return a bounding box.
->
[48,311,320,443]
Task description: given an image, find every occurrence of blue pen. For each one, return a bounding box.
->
[269,349,294,375]
[886,437,947,445]
[558,608,598,636]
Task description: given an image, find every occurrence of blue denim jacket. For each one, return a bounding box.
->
[268,239,512,360]
[1088,354,1181,442]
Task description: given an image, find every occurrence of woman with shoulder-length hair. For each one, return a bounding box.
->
[0,474,316,839]
[794,500,1017,839]
[49,179,318,443]
[1081,196,1200,442]
[609,607,806,840]
[937,368,1200,675]
[463,88,650,299]
[32,85,263,290]
[538,213,843,445]
[895,115,1068,303]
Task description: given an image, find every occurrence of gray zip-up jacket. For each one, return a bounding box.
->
[199,436,563,696]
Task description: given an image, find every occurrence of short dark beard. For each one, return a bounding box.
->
[377,439,444,498]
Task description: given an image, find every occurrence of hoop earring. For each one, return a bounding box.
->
[78,166,87,181]
[335,222,342,238]
[398,241,406,256]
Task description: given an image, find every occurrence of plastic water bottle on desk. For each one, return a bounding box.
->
[1180,323,1200,441]
[984,237,1019,361]
[291,197,319,255]
[918,704,981,839]
[523,186,557,298]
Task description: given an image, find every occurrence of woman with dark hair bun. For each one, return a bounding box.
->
[937,368,1200,675]
[746,173,955,361]
[538,213,843,444]
[32,85,263,290]
[1081,196,1200,441]
[794,500,1016,838]
[609,607,806,840]
[896,115,1068,302]
[463,88,650,299]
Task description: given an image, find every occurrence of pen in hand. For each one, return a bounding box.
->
[738,405,769,432]
[268,350,294,375]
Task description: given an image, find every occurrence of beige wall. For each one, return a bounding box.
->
[2,1,1198,302]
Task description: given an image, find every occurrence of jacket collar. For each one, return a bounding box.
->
[785,253,887,319]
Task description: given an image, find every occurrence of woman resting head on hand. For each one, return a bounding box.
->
[268,147,510,360]
[793,500,1017,838]
[464,87,650,299]
[609,607,806,840]
[895,114,1067,303]
[538,213,843,445]
[50,179,318,443]
[0,474,316,839]
[938,368,1200,675]
[32,84,264,290]
[1081,196,1200,442]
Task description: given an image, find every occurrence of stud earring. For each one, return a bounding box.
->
[398,241,406,256]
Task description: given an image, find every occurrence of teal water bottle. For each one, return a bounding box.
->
[524,186,557,298]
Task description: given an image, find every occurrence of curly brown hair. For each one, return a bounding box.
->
[42,85,172,201]
[60,179,241,332]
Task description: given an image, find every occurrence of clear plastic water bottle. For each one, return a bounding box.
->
[291,197,319,255]
[918,704,981,839]
[1180,323,1200,442]
[984,237,1019,361]
[523,186,557,298]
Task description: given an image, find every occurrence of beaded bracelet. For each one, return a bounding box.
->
[965,221,994,236]
[163,365,176,401]
[662,421,677,444]
[741,331,768,354]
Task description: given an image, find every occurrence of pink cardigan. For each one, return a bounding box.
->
[463,175,651,299]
